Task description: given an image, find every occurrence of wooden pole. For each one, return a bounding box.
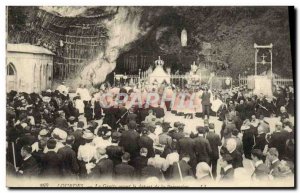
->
[12,142,17,171]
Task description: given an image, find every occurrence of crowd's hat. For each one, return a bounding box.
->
[141,127,149,135]
[52,128,67,142]
[162,122,171,128]
[102,131,112,139]
[174,122,181,127]
[111,131,121,143]
[96,147,106,155]
[196,126,206,134]
[47,138,57,149]
[68,116,76,122]
[241,125,250,131]
[162,122,171,132]
[82,130,94,140]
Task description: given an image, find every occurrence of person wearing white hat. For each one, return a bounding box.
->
[196,162,214,183]
[43,128,67,153]
[31,129,49,152]
[226,138,243,169]
[93,129,112,150]
[77,130,96,164]
[241,119,255,159]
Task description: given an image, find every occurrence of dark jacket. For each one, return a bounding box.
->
[253,133,267,151]
[130,155,148,177]
[106,144,124,166]
[170,160,194,180]
[119,129,140,158]
[229,150,243,169]
[126,113,138,123]
[173,131,185,142]
[177,137,196,167]
[201,92,211,106]
[54,117,69,130]
[141,165,163,179]
[138,135,154,158]
[91,157,114,179]
[221,121,236,139]
[269,131,290,160]
[154,107,165,119]
[252,162,270,180]
[220,166,234,182]
[40,151,63,177]
[193,135,212,163]
[114,162,135,180]
[18,156,40,177]
[206,131,222,160]
[57,145,79,177]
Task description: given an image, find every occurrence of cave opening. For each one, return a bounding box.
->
[113,10,197,79]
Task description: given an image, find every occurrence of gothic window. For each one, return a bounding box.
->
[7,63,16,75]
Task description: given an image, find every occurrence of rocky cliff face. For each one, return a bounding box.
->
[7,6,293,86]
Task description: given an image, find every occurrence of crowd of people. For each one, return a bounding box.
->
[6,82,295,185]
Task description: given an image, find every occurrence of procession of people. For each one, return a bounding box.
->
[6,79,294,185]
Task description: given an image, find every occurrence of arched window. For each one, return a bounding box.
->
[7,63,16,75]
[6,63,17,92]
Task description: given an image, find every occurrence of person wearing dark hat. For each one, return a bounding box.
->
[251,149,270,181]
[40,138,63,177]
[57,135,79,178]
[93,125,112,150]
[106,131,124,167]
[240,119,255,159]
[172,123,185,142]
[193,126,212,164]
[17,145,40,177]
[71,121,85,154]
[130,148,149,178]
[205,123,222,179]
[67,116,76,130]
[84,101,94,123]
[268,122,289,160]
[219,154,234,182]
[119,121,140,159]
[158,122,172,147]
[114,152,135,180]
[138,128,154,158]
[177,131,197,171]
[201,87,211,119]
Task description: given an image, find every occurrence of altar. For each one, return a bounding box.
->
[148,56,170,84]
